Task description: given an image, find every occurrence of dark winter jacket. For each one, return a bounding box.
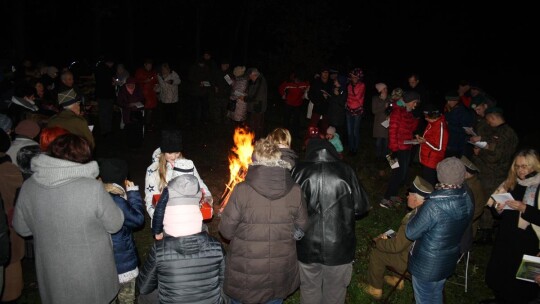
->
[246,73,268,113]
[117,85,145,125]
[107,185,145,275]
[137,232,225,304]
[219,159,308,303]
[95,63,116,99]
[308,77,333,115]
[291,139,370,266]
[406,187,473,282]
[445,103,474,156]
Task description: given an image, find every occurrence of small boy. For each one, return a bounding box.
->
[326,126,343,157]
[98,158,145,304]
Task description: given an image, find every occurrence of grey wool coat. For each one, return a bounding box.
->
[13,154,124,304]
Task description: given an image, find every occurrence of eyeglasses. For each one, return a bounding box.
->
[515,164,530,170]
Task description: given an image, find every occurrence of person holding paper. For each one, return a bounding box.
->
[406,157,474,304]
[155,63,181,128]
[443,91,474,158]
[484,149,540,304]
[117,77,145,148]
[473,107,518,244]
[363,176,433,300]
[380,91,419,209]
[417,104,448,186]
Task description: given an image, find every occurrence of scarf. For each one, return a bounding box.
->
[435,183,463,190]
[514,173,540,245]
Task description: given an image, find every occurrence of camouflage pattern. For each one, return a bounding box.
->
[116,278,136,304]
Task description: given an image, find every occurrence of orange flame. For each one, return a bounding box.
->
[219,127,254,211]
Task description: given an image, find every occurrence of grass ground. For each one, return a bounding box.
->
[18,102,495,303]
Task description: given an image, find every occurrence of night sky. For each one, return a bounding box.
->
[1,0,536,147]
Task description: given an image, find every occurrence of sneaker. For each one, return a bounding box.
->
[384,275,405,290]
[360,283,382,300]
[380,198,395,209]
[390,196,403,204]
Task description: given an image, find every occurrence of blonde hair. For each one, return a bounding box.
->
[267,128,291,147]
[253,138,281,163]
[503,149,540,191]
[158,152,184,191]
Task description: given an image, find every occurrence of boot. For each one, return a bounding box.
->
[360,283,382,300]
[384,275,405,290]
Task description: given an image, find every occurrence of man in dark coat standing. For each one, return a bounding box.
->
[291,138,370,304]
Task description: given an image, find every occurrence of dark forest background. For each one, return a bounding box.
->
[1,0,536,148]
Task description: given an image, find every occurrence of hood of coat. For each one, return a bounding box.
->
[30,154,99,187]
[245,159,294,200]
[167,232,210,255]
[304,138,341,162]
[151,147,162,163]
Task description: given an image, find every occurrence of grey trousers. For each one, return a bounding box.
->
[299,262,353,304]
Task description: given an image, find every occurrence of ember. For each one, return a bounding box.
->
[219,127,254,212]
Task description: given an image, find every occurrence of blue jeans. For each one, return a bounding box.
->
[231,298,283,304]
[412,276,446,304]
[346,112,362,152]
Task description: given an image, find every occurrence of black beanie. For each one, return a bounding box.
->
[98,158,129,186]
[161,129,182,153]
[403,91,421,103]
[0,129,10,153]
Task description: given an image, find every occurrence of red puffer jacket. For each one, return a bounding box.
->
[388,106,419,152]
[419,117,448,169]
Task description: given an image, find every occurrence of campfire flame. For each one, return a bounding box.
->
[219,127,255,212]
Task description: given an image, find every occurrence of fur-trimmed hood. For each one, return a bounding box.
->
[245,158,294,200]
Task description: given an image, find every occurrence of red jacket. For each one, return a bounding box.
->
[278,80,309,107]
[388,105,419,152]
[135,68,158,109]
[419,117,448,169]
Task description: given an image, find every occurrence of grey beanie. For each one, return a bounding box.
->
[437,157,466,185]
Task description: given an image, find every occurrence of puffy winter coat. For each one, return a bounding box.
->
[137,232,225,304]
[107,184,145,275]
[406,187,473,282]
[388,105,419,152]
[219,159,308,303]
[291,139,370,266]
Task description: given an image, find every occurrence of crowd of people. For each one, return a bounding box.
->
[0,53,538,304]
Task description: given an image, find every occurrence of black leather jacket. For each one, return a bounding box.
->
[291,139,370,265]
